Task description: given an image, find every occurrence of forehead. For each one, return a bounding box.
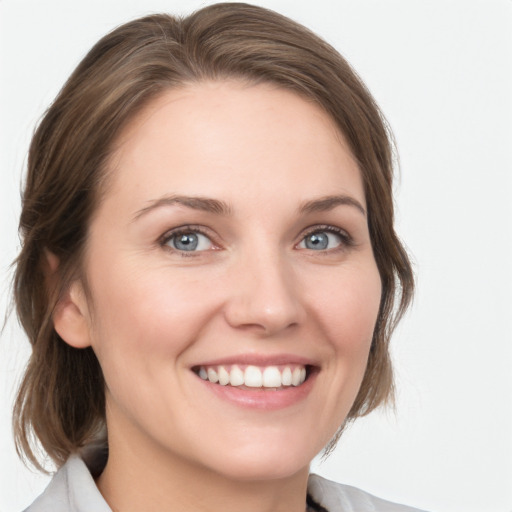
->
[105,81,364,211]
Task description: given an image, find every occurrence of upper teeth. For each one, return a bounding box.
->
[197,365,307,388]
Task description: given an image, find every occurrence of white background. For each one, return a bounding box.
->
[1,1,511,511]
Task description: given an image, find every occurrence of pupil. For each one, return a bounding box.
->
[306,232,328,250]
[176,233,198,251]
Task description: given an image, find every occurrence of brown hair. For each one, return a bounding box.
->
[13,2,413,470]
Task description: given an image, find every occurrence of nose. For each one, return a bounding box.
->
[223,248,305,336]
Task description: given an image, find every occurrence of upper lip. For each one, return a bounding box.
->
[191,353,319,368]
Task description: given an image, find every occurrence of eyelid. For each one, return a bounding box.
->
[159,225,220,253]
[296,224,354,250]
[158,223,354,255]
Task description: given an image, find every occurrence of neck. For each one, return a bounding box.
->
[96,422,310,512]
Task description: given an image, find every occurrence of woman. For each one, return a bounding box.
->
[13,3,421,511]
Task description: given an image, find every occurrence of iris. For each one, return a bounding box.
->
[304,232,329,250]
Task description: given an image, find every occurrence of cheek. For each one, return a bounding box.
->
[86,262,223,364]
[84,263,224,425]
[309,261,382,354]
[292,259,382,448]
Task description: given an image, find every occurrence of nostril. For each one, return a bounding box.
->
[223,299,304,336]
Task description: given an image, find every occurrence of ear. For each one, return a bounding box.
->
[46,251,92,349]
[53,280,92,349]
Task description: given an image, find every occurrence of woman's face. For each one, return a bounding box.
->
[68,81,381,480]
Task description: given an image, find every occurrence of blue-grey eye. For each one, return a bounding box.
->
[168,232,212,252]
[299,231,342,250]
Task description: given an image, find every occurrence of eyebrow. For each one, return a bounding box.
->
[133,193,365,221]
[133,194,232,221]
[299,195,366,216]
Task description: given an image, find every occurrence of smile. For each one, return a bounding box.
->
[194,364,308,389]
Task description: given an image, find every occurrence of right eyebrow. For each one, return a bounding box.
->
[132,194,233,222]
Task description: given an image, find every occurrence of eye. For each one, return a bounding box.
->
[162,229,214,252]
[297,228,348,251]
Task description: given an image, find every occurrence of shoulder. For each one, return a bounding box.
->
[307,474,428,512]
[23,456,111,512]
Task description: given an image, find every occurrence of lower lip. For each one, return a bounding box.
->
[194,372,317,410]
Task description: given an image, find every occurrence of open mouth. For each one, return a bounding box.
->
[192,364,315,390]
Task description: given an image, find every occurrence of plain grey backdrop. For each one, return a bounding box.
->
[1,1,511,511]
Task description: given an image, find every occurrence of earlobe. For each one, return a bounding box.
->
[52,280,93,349]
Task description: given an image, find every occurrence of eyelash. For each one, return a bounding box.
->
[159,225,217,256]
[298,225,354,252]
[158,224,353,255]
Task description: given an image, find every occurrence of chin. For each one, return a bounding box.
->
[212,453,311,482]
[194,432,320,482]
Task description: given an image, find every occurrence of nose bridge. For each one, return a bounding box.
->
[224,240,303,334]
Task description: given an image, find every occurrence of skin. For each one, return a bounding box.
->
[53,81,382,512]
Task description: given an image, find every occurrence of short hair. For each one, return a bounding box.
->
[13,2,414,470]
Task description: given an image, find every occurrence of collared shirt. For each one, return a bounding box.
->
[24,455,427,512]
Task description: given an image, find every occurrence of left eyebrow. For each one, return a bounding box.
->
[298,195,366,216]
